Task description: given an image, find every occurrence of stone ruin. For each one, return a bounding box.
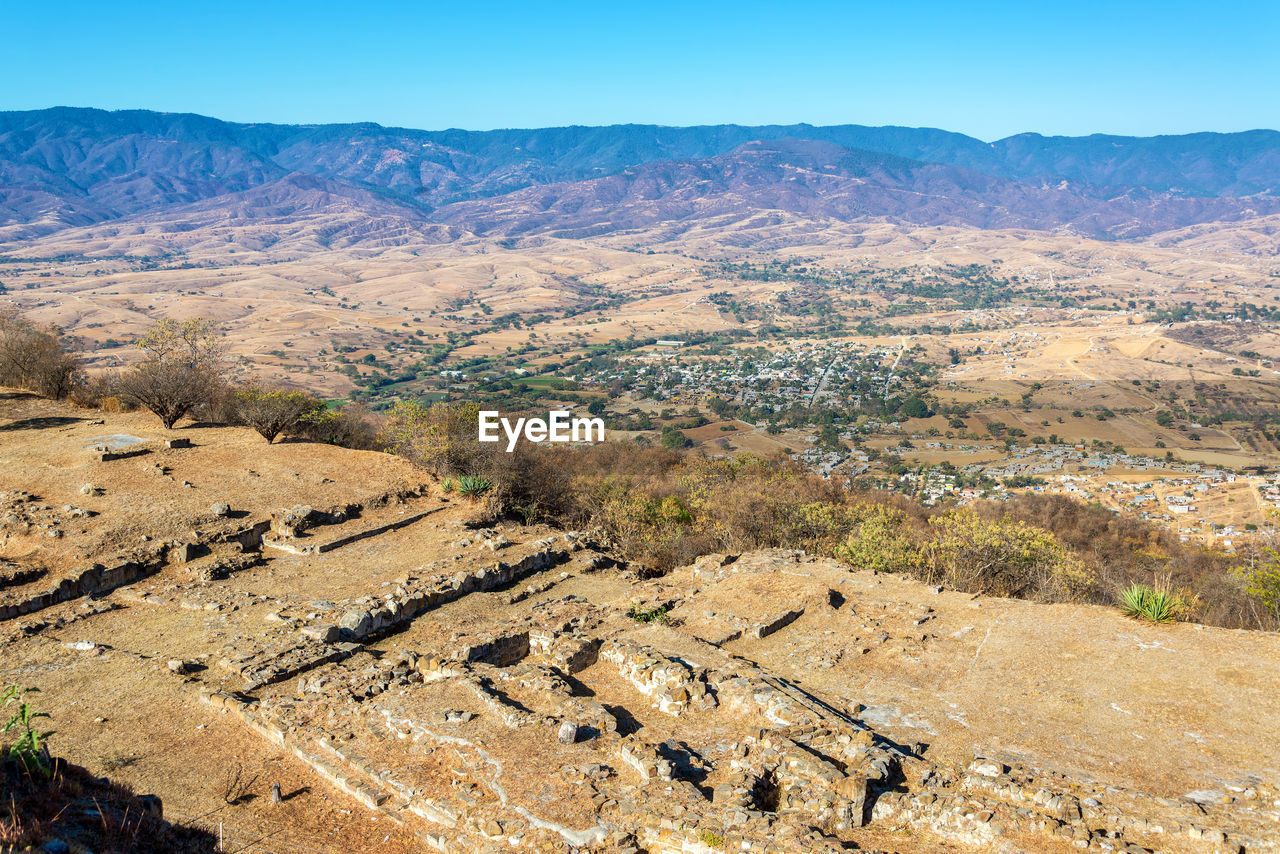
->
[3,459,1276,854]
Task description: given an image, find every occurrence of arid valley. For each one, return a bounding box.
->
[2,106,1280,854]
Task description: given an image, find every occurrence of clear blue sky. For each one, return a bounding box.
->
[5,1,1277,139]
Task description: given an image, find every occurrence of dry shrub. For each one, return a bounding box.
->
[976,493,1272,629]
[370,401,1275,628]
[233,386,325,443]
[0,307,81,400]
[920,509,1093,600]
[67,371,121,410]
[296,402,381,449]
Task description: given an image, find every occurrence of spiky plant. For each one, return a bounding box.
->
[455,475,493,500]
[440,477,455,494]
[1118,583,1182,623]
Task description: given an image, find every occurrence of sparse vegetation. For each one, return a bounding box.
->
[2,684,53,779]
[217,762,259,805]
[627,603,671,623]
[696,828,725,847]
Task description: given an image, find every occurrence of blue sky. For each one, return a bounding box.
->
[5,1,1277,139]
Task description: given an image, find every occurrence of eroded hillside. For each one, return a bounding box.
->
[1,391,1277,853]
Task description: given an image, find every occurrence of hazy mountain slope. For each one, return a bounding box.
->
[0,172,463,257]
[432,139,1280,240]
[982,130,1280,196]
[2,107,1280,245]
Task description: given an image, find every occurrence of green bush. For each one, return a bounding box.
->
[833,506,921,575]
[921,510,1093,599]
[627,604,670,624]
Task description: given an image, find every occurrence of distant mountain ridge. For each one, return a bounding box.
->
[2,107,1280,245]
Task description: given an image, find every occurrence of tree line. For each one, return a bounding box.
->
[0,310,371,446]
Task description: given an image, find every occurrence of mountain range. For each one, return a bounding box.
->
[3,107,1280,246]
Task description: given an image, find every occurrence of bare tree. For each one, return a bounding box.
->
[0,306,81,399]
[118,319,223,429]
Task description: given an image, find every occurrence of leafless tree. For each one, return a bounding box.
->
[118,319,223,429]
[0,306,81,399]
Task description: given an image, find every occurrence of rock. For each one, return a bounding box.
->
[484,535,512,551]
[210,502,231,517]
[42,840,70,854]
[79,484,96,496]
[138,793,163,818]
[339,610,369,632]
[64,640,96,651]
[167,659,192,674]
[971,759,1006,777]
[558,721,579,744]
[301,624,340,643]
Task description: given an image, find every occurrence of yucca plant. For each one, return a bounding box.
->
[455,475,493,500]
[440,477,455,494]
[1118,583,1182,623]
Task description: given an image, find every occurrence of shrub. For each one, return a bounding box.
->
[295,403,380,449]
[921,510,1093,600]
[834,506,922,574]
[380,400,486,476]
[67,371,121,409]
[234,386,326,443]
[1234,550,1280,623]
[1118,583,1188,623]
[0,307,80,399]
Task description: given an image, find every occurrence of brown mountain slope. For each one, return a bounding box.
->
[432,139,1280,241]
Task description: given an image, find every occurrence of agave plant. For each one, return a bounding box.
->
[440,477,455,494]
[1118,583,1182,623]
[455,474,493,500]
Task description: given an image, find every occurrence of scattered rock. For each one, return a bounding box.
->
[970,759,1006,777]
